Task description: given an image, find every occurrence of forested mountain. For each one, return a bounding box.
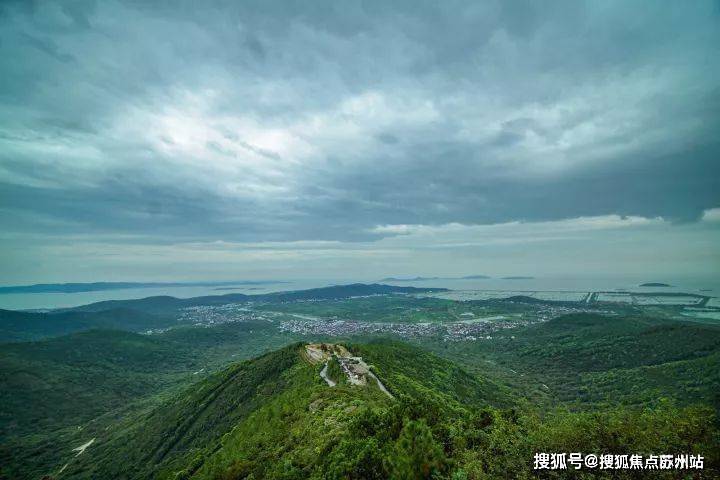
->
[19,341,717,480]
[2,335,718,479]
[0,308,173,342]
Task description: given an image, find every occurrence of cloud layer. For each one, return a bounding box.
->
[1,1,719,281]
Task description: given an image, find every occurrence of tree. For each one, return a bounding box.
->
[388,419,447,479]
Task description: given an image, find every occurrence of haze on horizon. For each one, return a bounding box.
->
[1,1,719,285]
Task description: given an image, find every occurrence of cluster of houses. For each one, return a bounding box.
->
[172,301,611,342]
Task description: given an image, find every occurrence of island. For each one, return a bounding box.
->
[639,282,672,287]
[380,275,491,282]
[0,280,284,294]
[380,276,441,282]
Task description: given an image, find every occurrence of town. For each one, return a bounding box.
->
[170,298,611,342]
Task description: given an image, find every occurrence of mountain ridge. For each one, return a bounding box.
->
[61,283,447,314]
[59,340,719,480]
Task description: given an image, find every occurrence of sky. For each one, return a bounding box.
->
[1,0,719,284]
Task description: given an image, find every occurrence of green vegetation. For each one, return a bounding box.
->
[325,356,344,384]
[0,330,191,434]
[352,341,512,408]
[0,308,173,342]
[31,341,720,479]
[0,324,300,479]
[66,344,304,479]
[2,289,719,479]
[420,313,720,408]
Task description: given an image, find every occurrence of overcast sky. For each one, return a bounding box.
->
[1,0,719,284]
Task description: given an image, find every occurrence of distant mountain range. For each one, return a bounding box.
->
[380,275,491,282]
[0,280,285,294]
[58,283,446,314]
[380,275,536,281]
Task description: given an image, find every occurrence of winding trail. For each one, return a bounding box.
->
[368,370,394,398]
[306,344,393,398]
[319,362,336,387]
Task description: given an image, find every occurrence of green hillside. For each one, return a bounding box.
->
[0,308,173,342]
[0,325,300,480]
[0,330,196,436]
[351,341,513,408]
[66,344,304,479]
[13,341,717,480]
[579,351,720,407]
[426,313,720,408]
[60,341,506,479]
[0,322,301,435]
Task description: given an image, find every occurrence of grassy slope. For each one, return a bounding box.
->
[190,341,514,480]
[192,352,393,480]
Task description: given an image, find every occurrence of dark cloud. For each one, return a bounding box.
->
[0,0,719,249]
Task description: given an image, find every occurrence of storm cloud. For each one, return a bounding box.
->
[1,0,719,281]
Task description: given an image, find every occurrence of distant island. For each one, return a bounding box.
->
[380,275,491,282]
[213,287,265,291]
[380,277,440,282]
[639,282,672,287]
[502,276,535,280]
[0,280,285,294]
